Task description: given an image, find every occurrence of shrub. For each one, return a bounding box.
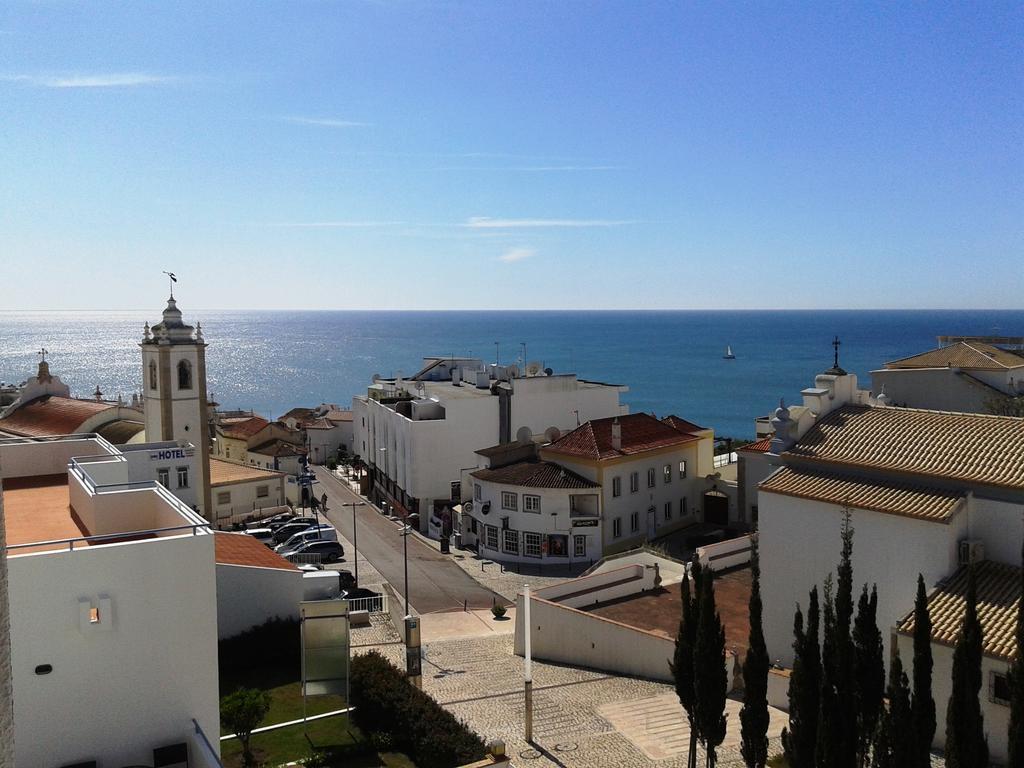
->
[350,651,486,768]
[219,617,300,678]
[221,687,271,767]
[491,604,507,618]
[326,457,338,470]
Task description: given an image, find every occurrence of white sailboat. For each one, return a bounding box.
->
[723,345,735,359]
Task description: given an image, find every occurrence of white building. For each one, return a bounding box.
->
[353,356,628,534]
[461,413,717,563]
[1,433,221,767]
[214,531,303,638]
[209,457,287,526]
[872,337,1024,413]
[755,368,1024,762]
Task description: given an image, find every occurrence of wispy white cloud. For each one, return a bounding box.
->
[465,217,635,229]
[264,221,403,228]
[498,247,536,263]
[1,72,176,88]
[281,116,371,128]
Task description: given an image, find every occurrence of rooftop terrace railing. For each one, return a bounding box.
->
[5,520,209,554]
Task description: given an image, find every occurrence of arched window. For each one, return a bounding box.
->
[178,360,193,390]
[149,360,158,390]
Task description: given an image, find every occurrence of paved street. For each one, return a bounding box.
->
[312,466,509,613]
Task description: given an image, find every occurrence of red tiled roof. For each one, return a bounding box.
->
[0,396,112,437]
[325,410,353,422]
[303,418,336,430]
[214,531,298,571]
[739,437,773,453]
[220,416,270,439]
[471,460,599,489]
[544,413,700,460]
[661,415,706,435]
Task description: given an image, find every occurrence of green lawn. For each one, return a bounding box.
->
[220,664,415,767]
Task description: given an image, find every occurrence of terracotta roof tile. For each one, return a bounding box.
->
[760,466,964,522]
[545,413,700,460]
[219,416,270,440]
[471,460,599,489]
[896,561,1021,661]
[886,342,1024,370]
[739,437,773,453]
[214,531,298,571]
[661,415,707,434]
[209,457,285,486]
[0,395,112,437]
[785,405,1024,490]
[325,410,352,422]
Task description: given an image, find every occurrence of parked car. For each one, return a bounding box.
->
[272,518,320,544]
[268,515,316,534]
[337,570,356,590]
[282,540,344,564]
[340,587,379,601]
[243,528,275,546]
[251,512,294,529]
[274,525,338,553]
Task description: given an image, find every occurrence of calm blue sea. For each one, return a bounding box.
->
[2,310,1022,439]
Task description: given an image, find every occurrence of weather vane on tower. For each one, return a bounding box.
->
[163,271,178,299]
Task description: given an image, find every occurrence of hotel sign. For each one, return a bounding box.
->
[572,519,599,528]
[149,447,195,462]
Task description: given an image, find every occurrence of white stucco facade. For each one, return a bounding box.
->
[216,562,303,638]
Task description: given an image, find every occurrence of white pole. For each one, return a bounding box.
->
[524,583,533,742]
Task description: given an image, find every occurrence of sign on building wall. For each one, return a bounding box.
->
[300,600,350,699]
[148,446,195,462]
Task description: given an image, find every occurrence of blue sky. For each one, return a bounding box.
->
[1,2,1021,310]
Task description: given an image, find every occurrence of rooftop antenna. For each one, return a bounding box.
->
[494,341,500,366]
[163,271,178,299]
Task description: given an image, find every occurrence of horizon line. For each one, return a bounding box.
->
[1,307,1021,313]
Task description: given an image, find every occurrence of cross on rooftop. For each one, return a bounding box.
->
[832,335,841,368]
[38,348,48,362]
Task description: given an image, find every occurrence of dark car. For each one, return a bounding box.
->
[272,518,319,544]
[284,540,344,563]
[340,587,379,601]
[337,570,357,590]
[254,512,295,529]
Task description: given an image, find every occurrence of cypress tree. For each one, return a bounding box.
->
[782,586,820,768]
[944,565,989,768]
[911,574,936,768]
[833,512,858,768]
[693,571,728,767]
[816,575,841,767]
[1008,540,1024,766]
[888,649,915,766]
[853,584,885,768]
[740,536,770,768]
[872,701,893,768]
[672,562,702,768]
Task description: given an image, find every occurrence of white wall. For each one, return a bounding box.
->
[122,442,199,509]
[0,436,116,479]
[8,532,220,767]
[870,367,1013,413]
[759,491,958,666]
[508,375,626,438]
[216,563,303,638]
[212,476,286,522]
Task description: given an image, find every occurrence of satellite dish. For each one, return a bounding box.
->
[506,364,520,379]
[543,367,554,376]
[525,361,543,377]
[372,373,382,383]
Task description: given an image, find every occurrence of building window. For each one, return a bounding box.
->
[630,472,639,493]
[149,360,158,390]
[217,491,231,505]
[524,531,543,558]
[524,495,541,513]
[484,525,499,550]
[501,491,518,511]
[574,535,586,558]
[474,483,482,501]
[503,529,519,554]
[613,518,622,538]
[991,672,1012,706]
[664,464,672,483]
[631,511,639,532]
[647,468,656,488]
[612,476,622,497]
[157,468,170,488]
[664,501,672,521]
[681,497,688,517]
[177,360,193,390]
[256,485,269,498]
[225,446,231,459]
[679,460,687,479]
[176,466,189,488]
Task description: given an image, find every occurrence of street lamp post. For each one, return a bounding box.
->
[401,514,420,617]
[342,501,366,585]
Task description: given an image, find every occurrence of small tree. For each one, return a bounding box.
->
[221,687,271,767]
[944,565,989,768]
[853,584,885,768]
[832,511,858,768]
[740,536,770,768]
[816,576,841,767]
[888,649,915,766]
[911,574,936,768]
[782,586,820,768]
[693,571,728,767]
[1008,539,1024,765]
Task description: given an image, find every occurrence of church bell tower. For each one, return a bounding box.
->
[140,295,213,519]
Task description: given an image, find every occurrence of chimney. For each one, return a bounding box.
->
[611,417,622,451]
